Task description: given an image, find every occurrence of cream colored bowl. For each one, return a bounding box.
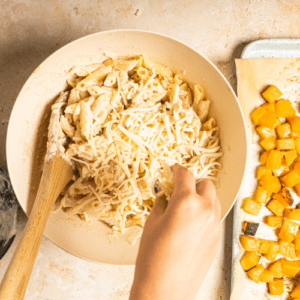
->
[7,30,247,265]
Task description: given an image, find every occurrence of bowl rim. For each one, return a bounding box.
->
[6,29,248,264]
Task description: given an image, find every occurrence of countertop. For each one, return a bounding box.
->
[1,1,300,299]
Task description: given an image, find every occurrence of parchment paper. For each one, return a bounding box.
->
[231,58,300,300]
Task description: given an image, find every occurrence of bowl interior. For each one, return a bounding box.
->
[7,30,247,265]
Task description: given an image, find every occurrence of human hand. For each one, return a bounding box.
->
[129,165,221,300]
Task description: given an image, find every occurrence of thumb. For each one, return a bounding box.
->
[171,164,196,196]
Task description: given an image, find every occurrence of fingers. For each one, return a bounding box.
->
[149,194,168,218]
[171,164,195,195]
[195,179,216,201]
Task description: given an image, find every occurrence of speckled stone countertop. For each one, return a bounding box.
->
[0,1,300,299]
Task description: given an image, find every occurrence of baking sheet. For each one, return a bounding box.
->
[231,39,300,300]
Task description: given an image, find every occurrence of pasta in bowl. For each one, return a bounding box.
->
[49,55,222,241]
[7,30,247,265]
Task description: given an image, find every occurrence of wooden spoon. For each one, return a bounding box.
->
[0,92,73,299]
[0,155,73,299]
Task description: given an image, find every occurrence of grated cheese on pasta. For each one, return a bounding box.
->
[51,55,223,237]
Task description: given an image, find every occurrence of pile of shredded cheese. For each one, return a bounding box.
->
[52,55,223,236]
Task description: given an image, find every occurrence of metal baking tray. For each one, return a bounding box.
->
[231,39,300,296]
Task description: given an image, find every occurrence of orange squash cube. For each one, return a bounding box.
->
[240,235,260,251]
[275,99,296,118]
[291,283,300,298]
[294,183,300,197]
[276,138,295,150]
[267,216,283,228]
[260,151,271,164]
[279,239,296,259]
[262,102,275,112]
[268,279,283,296]
[265,242,280,261]
[256,126,276,139]
[266,150,282,170]
[281,259,300,278]
[254,185,272,203]
[251,106,267,125]
[267,200,285,216]
[294,237,300,250]
[260,270,274,282]
[295,138,300,153]
[284,208,300,221]
[242,198,262,216]
[272,193,292,207]
[284,149,297,166]
[281,170,300,187]
[280,187,294,205]
[256,166,272,180]
[293,161,300,173]
[276,122,291,139]
[247,264,264,283]
[258,113,279,129]
[260,174,281,193]
[262,85,283,103]
[268,260,282,278]
[297,250,300,258]
[258,239,272,254]
[260,138,276,151]
[240,251,260,271]
[281,219,298,235]
[289,116,300,137]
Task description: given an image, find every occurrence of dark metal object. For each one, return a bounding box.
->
[0,164,18,260]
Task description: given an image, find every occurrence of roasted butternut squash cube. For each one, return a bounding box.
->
[281,259,300,278]
[267,216,283,228]
[284,149,297,166]
[254,185,272,203]
[258,113,279,129]
[280,219,298,235]
[293,161,300,173]
[294,237,300,250]
[262,85,282,103]
[260,269,274,282]
[275,99,296,118]
[256,166,272,180]
[276,138,295,150]
[262,102,275,112]
[265,242,280,261]
[280,187,294,205]
[289,116,300,135]
[276,122,291,139]
[295,138,300,153]
[240,251,260,271]
[247,264,264,283]
[268,260,282,278]
[260,138,276,151]
[272,193,292,207]
[294,183,300,197]
[259,239,271,254]
[260,151,271,164]
[266,150,282,170]
[291,283,300,298]
[251,106,267,125]
[240,235,260,251]
[284,208,300,221]
[242,198,262,216]
[267,200,285,216]
[260,174,281,193]
[296,250,300,258]
[281,170,300,187]
[256,126,276,139]
[279,239,296,259]
[268,279,283,296]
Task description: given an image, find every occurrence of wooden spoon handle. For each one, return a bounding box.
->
[0,156,73,300]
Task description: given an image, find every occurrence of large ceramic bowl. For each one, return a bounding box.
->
[7,30,247,265]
